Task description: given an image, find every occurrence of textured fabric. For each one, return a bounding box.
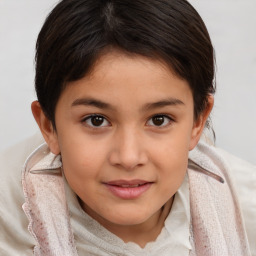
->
[215,147,256,255]
[21,141,251,255]
[188,142,251,256]
[22,144,78,256]
[0,133,44,256]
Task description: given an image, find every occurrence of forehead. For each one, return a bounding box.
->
[58,51,193,109]
[90,50,179,82]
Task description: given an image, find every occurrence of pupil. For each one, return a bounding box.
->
[91,116,104,126]
[153,116,164,126]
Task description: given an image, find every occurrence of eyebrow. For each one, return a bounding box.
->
[71,97,184,111]
[71,98,113,110]
[142,98,185,111]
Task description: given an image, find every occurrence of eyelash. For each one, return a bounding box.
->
[81,114,174,129]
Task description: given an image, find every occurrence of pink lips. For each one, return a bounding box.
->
[104,180,153,199]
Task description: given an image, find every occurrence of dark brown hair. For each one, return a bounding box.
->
[35,0,215,127]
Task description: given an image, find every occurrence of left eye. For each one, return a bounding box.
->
[146,115,172,127]
[82,115,110,127]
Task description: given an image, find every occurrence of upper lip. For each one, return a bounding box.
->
[104,179,152,186]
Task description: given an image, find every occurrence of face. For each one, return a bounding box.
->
[36,51,209,232]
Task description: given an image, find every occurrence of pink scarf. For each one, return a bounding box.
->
[22,142,251,255]
[188,142,251,255]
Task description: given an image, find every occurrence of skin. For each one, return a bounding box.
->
[32,51,213,248]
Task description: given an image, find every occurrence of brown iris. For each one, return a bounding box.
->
[152,115,165,126]
[91,116,105,126]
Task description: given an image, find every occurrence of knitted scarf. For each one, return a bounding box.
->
[22,141,251,256]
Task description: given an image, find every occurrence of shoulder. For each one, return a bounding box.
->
[213,146,256,255]
[191,141,256,255]
[0,133,44,255]
[213,147,256,214]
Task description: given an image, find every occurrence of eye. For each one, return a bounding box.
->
[146,115,173,127]
[82,115,110,128]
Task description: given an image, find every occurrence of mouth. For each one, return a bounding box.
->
[114,183,145,188]
[103,180,153,199]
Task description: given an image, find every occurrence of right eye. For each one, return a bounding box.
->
[82,115,110,128]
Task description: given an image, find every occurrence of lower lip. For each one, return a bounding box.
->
[105,183,152,199]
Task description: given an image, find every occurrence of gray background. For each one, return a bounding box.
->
[0,0,255,164]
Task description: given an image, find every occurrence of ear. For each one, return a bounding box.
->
[189,95,214,150]
[31,101,60,155]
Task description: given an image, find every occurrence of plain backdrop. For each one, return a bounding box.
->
[0,0,255,164]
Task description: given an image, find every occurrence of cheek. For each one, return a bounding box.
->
[59,138,106,186]
[151,132,190,192]
[60,146,103,202]
[157,155,188,202]
[158,147,188,181]
[151,126,191,163]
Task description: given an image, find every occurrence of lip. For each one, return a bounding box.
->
[103,180,153,199]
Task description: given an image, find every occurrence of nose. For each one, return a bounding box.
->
[109,128,148,170]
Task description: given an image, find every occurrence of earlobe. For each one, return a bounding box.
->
[189,95,214,150]
[31,101,60,155]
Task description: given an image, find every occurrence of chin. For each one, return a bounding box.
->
[105,210,152,226]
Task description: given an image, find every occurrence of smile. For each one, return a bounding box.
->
[103,180,153,199]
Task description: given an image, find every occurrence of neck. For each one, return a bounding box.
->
[112,198,173,248]
[81,197,173,248]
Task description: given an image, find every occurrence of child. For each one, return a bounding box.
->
[0,0,255,255]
